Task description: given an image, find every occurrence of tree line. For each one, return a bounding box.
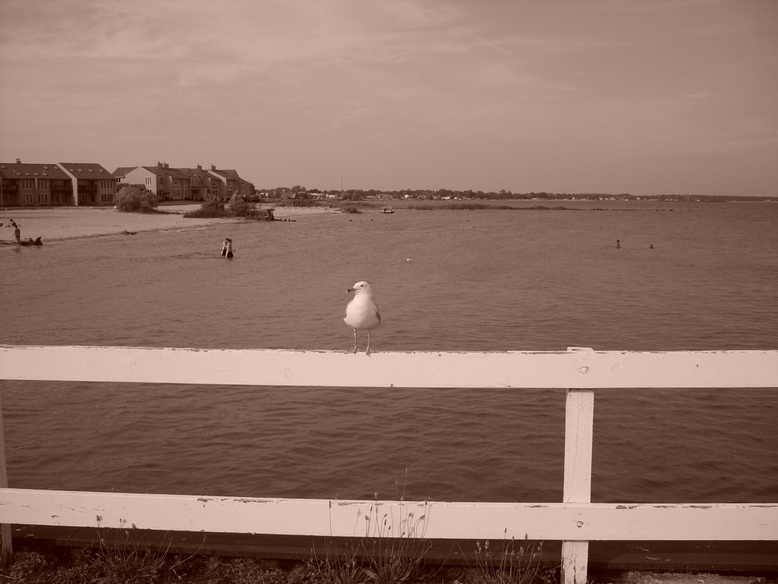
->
[255,186,777,203]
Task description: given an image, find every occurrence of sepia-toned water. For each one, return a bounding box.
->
[1,201,777,504]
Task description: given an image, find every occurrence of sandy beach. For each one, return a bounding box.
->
[0,204,341,244]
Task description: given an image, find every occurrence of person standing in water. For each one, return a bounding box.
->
[9,220,20,248]
[221,238,234,258]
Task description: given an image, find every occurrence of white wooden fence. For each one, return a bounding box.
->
[1,345,777,584]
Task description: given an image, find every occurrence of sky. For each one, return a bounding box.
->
[1,0,776,196]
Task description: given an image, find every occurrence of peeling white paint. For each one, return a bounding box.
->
[1,345,777,388]
[1,344,777,584]
[0,489,775,541]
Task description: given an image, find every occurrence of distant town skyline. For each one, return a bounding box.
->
[1,0,776,198]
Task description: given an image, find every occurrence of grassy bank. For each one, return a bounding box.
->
[1,537,554,584]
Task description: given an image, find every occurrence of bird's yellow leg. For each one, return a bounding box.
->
[365,332,372,356]
[353,328,359,353]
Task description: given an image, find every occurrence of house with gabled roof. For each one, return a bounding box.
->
[112,167,136,183]
[0,159,74,207]
[180,164,219,201]
[116,166,158,194]
[0,159,115,207]
[207,165,252,200]
[57,162,116,206]
[114,162,254,202]
[117,162,202,201]
[146,163,188,201]
[116,163,188,200]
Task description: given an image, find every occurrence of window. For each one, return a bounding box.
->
[38,180,49,190]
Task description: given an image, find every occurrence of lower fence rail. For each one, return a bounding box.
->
[1,345,777,583]
[1,489,776,541]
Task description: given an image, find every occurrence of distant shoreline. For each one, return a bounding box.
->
[333,197,777,212]
[2,198,772,244]
[406,202,686,211]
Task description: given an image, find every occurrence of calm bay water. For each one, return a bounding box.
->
[1,201,777,504]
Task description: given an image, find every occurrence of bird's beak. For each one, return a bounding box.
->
[347,287,355,292]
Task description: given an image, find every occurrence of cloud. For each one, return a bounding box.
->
[0,0,575,99]
[2,0,776,195]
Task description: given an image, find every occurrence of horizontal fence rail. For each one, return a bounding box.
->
[2,345,777,388]
[1,345,777,584]
[1,489,776,541]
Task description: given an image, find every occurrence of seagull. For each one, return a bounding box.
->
[344,281,381,355]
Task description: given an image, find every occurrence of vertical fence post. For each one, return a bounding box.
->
[561,377,594,584]
[0,390,12,563]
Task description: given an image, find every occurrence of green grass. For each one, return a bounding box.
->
[1,549,320,583]
[278,198,320,207]
[0,488,555,583]
[467,537,547,584]
[182,206,233,218]
[1,541,557,584]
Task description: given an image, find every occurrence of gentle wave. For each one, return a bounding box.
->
[2,202,777,503]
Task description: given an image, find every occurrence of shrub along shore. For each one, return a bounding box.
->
[2,544,764,584]
[1,536,557,584]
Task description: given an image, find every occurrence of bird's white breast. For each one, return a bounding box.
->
[344,295,381,330]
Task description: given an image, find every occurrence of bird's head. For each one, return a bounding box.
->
[347,281,372,295]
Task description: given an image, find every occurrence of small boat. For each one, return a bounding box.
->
[1,236,43,246]
[381,207,395,214]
